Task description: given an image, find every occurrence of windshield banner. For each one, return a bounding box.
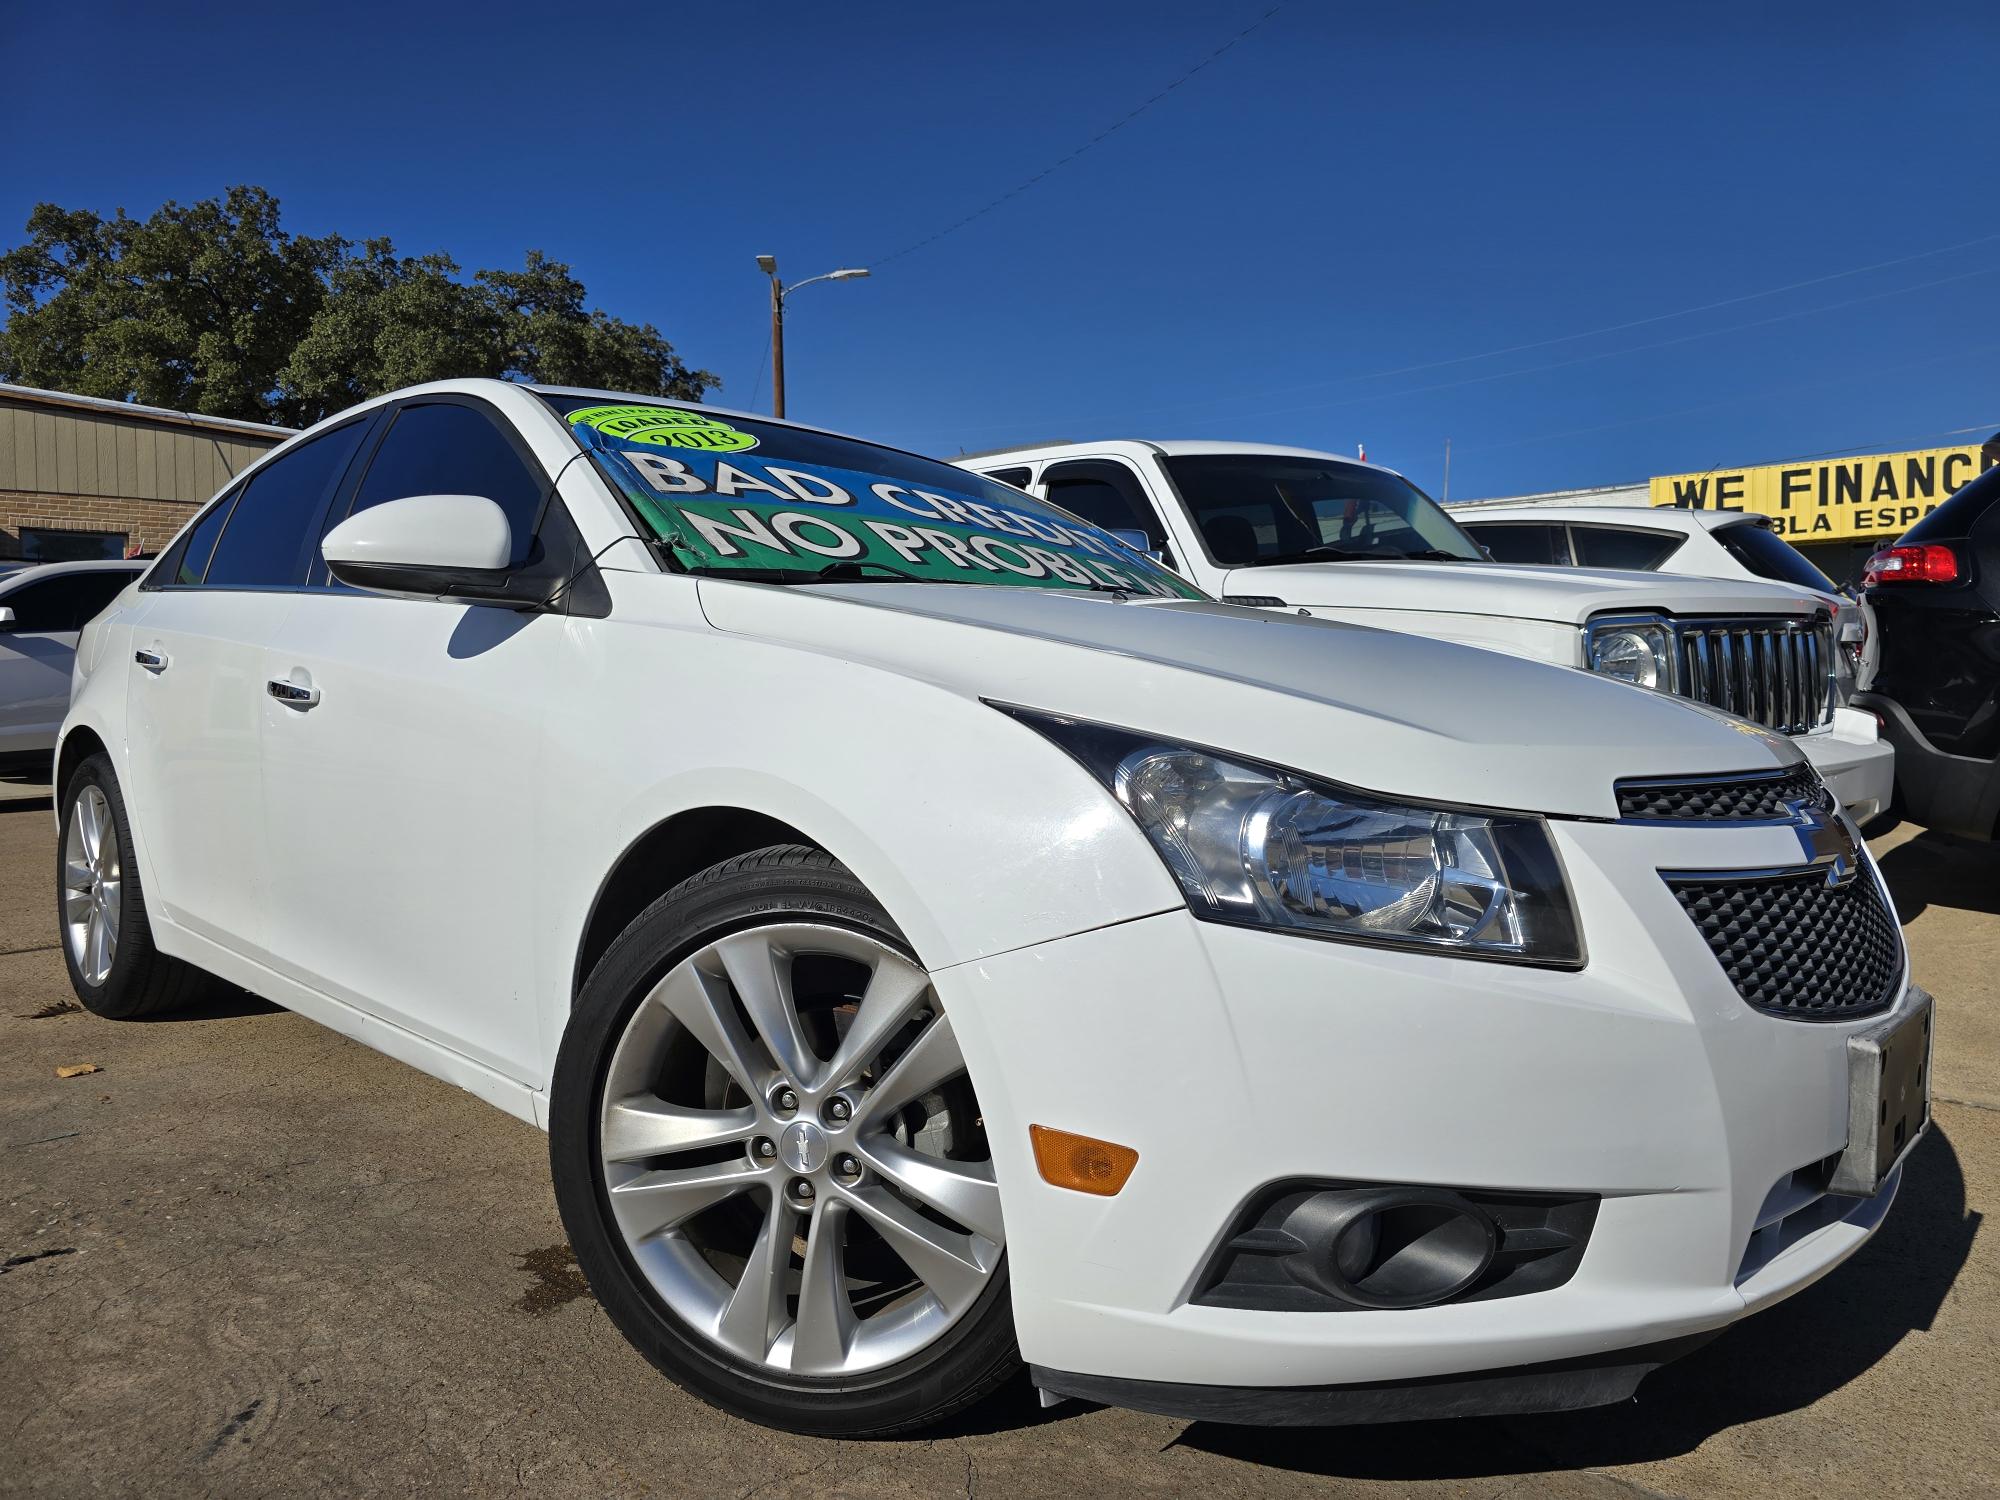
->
[566,405,1200,597]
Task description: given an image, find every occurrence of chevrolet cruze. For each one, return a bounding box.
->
[55,379,1931,1435]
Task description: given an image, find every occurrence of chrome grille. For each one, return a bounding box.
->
[1673,616,1834,734]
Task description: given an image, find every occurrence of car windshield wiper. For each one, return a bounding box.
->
[1245,544,1379,565]
[660,548,1154,595]
[1246,544,1474,566]
[664,557,949,585]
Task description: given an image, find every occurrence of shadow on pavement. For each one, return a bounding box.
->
[1875,829,2000,920]
[1171,1126,1979,1480]
[133,988,283,1021]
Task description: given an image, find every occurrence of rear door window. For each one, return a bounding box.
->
[162,495,237,586]
[1570,526,1683,571]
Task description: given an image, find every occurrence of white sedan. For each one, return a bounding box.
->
[0,559,145,768]
[56,380,1929,1435]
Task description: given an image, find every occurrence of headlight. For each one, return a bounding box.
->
[1584,617,1674,691]
[998,707,1582,967]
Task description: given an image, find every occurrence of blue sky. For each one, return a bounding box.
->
[5,0,1995,498]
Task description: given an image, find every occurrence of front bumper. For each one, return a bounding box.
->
[1794,706,1895,824]
[934,816,1913,1406]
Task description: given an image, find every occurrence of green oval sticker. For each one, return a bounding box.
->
[568,404,758,452]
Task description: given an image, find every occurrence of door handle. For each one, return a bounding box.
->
[134,649,168,673]
[267,677,321,709]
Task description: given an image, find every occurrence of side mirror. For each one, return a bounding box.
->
[0,606,14,629]
[1105,528,1166,565]
[321,494,520,603]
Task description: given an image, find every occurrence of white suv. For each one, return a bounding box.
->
[58,381,1929,1436]
[958,443,1894,823]
[1452,503,1880,691]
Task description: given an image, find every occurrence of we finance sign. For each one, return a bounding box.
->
[1650,445,1994,541]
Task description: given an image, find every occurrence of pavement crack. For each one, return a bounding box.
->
[1937,1093,1998,1113]
[0,1246,78,1275]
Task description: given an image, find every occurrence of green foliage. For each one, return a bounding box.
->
[0,186,717,426]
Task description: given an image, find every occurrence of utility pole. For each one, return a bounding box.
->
[766,265,786,418]
[755,256,871,421]
[1442,437,1452,502]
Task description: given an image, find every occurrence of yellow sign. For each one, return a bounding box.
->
[1650,446,1993,542]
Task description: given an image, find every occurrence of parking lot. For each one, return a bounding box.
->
[2,774,1995,1500]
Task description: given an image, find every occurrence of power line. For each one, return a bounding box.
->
[1457,341,2000,456]
[868,4,1284,268]
[1216,264,2000,426]
[1226,227,2000,403]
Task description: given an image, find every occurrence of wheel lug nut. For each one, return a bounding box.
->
[753,1137,776,1160]
[835,1155,860,1180]
[773,1087,798,1114]
[827,1097,851,1123]
[790,1178,816,1204]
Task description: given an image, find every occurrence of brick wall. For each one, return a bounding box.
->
[0,489,199,559]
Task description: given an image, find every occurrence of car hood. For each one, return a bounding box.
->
[695,579,1798,820]
[1220,559,1823,625]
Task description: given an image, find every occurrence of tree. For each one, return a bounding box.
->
[0,187,717,426]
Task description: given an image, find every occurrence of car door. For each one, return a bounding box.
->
[258,395,576,1083]
[122,417,375,959]
[0,572,119,755]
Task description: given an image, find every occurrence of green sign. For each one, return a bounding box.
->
[567,405,758,452]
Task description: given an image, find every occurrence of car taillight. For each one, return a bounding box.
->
[1864,544,1959,586]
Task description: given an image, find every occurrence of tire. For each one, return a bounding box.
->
[550,844,1019,1436]
[55,753,216,1019]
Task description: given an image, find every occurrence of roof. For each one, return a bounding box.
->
[1450,503,1764,533]
[0,382,296,440]
[1444,482,1651,511]
[0,559,148,589]
[954,437,1409,478]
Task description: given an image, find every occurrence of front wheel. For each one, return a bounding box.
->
[550,845,1017,1436]
[56,753,217,1019]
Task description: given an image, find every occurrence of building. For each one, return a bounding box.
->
[1448,435,2000,585]
[0,383,292,561]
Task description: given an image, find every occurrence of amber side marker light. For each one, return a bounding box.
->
[1030,1124,1139,1196]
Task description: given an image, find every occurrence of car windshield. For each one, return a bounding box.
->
[1713,522,1838,592]
[542,395,1205,599]
[1160,454,1485,566]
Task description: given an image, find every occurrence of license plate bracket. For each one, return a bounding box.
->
[1828,988,1933,1199]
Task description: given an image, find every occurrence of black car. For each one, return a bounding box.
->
[1856,462,2000,838]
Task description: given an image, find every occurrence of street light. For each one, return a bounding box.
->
[757,256,870,419]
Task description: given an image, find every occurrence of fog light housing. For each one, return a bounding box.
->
[1282,1188,1497,1308]
[1195,1179,1595,1313]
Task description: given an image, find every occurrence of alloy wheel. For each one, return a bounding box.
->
[62,784,121,986]
[599,923,1002,1376]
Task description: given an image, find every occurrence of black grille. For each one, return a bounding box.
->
[1666,868,1902,1020]
[1617,766,1823,822]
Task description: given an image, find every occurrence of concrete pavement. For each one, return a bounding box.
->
[2,786,1995,1499]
